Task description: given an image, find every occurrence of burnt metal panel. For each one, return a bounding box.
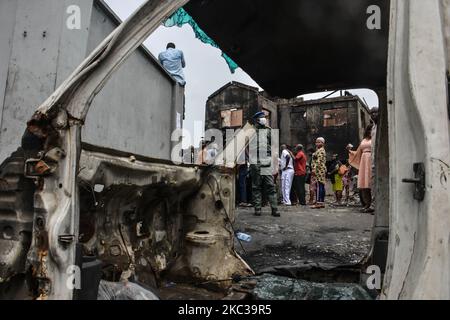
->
[184,0,390,98]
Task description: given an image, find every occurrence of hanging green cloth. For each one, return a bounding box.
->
[164,8,239,74]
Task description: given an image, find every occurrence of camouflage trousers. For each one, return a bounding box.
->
[250,165,278,211]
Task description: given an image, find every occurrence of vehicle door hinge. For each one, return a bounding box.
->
[402,162,426,202]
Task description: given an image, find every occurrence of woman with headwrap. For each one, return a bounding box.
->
[311,137,327,209]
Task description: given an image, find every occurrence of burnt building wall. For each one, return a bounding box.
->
[205,83,372,163]
[205,83,259,131]
[257,95,278,129]
[279,96,371,161]
[205,82,279,131]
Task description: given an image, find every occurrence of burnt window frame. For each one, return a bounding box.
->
[220,108,244,128]
[323,106,349,128]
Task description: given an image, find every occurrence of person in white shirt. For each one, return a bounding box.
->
[280,144,295,205]
[158,43,186,86]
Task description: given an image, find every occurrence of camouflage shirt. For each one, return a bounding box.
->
[248,123,272,167]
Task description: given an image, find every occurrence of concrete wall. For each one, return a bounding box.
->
[82,1,181,160]
[0,0,68,163]
[0,0,181,163]
[0,0,17,130]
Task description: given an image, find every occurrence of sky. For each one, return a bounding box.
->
[104,0,379,147]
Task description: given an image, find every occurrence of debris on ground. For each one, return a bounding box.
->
[251,274,373,300]
[98,280,160,300]
[234,199,373,273]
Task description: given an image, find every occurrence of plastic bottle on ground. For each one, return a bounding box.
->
[236,232,252,242]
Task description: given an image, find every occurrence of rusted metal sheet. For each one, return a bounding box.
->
[7,0,191,300]
[184,0,390,97]
[78,149,253,291]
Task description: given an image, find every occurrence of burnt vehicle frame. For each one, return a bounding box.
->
[0,0,252,300]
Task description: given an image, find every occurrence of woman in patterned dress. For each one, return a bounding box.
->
[343,144,354,205]
[311,137,327,209]
[307,148,317,205]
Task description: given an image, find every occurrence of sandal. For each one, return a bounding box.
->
[363,207,375,214]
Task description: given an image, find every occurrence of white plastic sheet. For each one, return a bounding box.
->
[97,280,159,300]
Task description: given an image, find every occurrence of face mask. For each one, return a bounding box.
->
[258,118,267,126]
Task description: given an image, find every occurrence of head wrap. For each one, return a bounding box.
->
[317,137,325,144]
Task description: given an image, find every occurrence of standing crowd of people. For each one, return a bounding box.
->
[158,42,378,217]
[236,108,379,216]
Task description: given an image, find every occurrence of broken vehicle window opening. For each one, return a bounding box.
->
[0,0,449,302]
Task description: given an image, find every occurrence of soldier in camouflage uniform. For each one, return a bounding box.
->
[249,112,279,217]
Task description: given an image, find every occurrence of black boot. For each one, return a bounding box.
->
[254,209,262,216]
[271,208,280,217]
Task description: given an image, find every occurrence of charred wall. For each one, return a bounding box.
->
[279,96,371,161]
[258,95,278,129]
[205,84,372,162]
[205,82,279,132]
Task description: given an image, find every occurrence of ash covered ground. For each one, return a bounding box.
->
[234,201,374,273]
